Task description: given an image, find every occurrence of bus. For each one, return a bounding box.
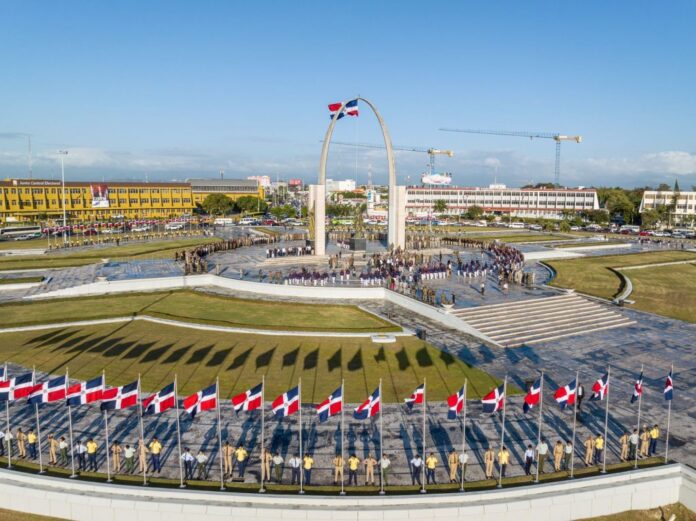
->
[0,226,43,240]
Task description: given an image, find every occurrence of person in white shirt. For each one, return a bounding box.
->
[379,453,391,486]
[288,453,301,485]
[181,447,195,481]
[196,450,208,480]
[76,441,87,471]
[410,454,423,485]
[58,436,69,466]
[524,444,535,475]
[272,451,284,483]
[536,439,549,474]
[123,444,136,474]
[459,450,469,482]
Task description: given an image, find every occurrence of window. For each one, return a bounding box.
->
[119,199,126,204]
[129,199,138,204]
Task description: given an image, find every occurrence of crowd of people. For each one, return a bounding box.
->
[265,245,314,258]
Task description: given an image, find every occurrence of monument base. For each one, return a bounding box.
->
[350,238,367,251]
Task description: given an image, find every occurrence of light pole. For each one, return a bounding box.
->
[57,150,69,244]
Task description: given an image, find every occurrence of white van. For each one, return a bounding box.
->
[238,217,258,226]
[165,222,185,231]
[509,222,526,229]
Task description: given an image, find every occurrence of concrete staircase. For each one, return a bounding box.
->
[452,294,636,347]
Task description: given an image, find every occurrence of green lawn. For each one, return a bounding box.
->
[0,237,219,271]
[578,503,696,521]
[0,238,49,250]
[0,276,44,285]
[547,250,696,300]
[0,290,399,333]
[626,263,696,323]
[0,509,66,521]
[0,321,500,402]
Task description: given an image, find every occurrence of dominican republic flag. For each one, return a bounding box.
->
[0,373,34,402]
[27,375,67,404]
[316,386,343,422]
[554,379,577,410]
[328,99,359,120]
[631,371,644,404]
[354,387,380,420]
[447,386,466,420]
[100,380,139,411]
[66,375,105,406]
[404,384,424,410]
[590,373,609,401]
[664,370,673,401]
[482,384,505,413]
[232,383,263,413]
[523,378,542,413]
[142,382,176,415]
[272,386,300,418]
[183,384,218,418]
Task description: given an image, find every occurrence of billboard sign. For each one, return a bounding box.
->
[90,184,110,208]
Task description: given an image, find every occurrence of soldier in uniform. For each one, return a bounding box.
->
[619,431,630,461]
[484,446,495,479]
[48,434,59,465]
[261,448,272,483]
[332,453,344,485]
[222,441,233,479]
[364,454,377,486]
[583,434,595,466]
[448,449,459,483]
[640,426,650,458]
[16,428,27,458]
[111,441,122,473]
[137,438,149,475]
[553,440,564,472]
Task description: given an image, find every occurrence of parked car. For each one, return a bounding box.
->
[131,225,151,232]
[83,229,99,236]
[164,222,185,231]
[528,224,543,231]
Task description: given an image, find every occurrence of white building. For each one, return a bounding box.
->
[326,179,356,193]
[406,184,599,219]
[247,175,271,188]
[639,190,696,223]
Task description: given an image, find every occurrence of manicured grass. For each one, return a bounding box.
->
[0,238,49,250]
[546,250,696,300]
[0,321,501,401]
[0,237,219,271]
[626,263,696,323]
[0,509,66,521]
[578,503,696,521]
[0,276,44,285]
[0,290,399,332]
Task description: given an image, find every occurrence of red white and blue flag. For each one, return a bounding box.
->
[482,384,505,413]
[183,383,218,418]
[554,379,577,410]
[523,378,542,413]
[328,99,359,120]
[447,386,466,420]
[316,386,343,422]
[664,370,673,401]
[66,375,105,406]
[142,382,176,415]
[354,387,380,420]
[28,375,67,404]
[630,371,643,404]
[101,380,139,410]
[0,372,34,402]
[404,384,424,410]
[232,383,263,413]
[272,386,300,418]
[590,373,609,401]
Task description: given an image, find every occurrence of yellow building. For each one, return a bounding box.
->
[187,178,264,206]
[0,178,195,223]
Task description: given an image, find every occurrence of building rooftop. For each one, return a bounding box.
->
[186,178,258,187]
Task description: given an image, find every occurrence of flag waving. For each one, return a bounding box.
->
[354,387,380,419]
[316,386,343,422]
[404,384,424,410]
[631,371,643,404]
[482,384,505,413]
[183,383,218,419]
[100,380,139,410]
[272,386,300,418]
[66,375,104,406]
[554,379,577,409]
[447,386,466,419]
[142,382,176,415]
[0,372,34,402]
[27,375,67,404]
[664,370,673,401]
[590,373,609,401]
[232,383,263,413]
[328,99,359,120]
[523,378,541,413]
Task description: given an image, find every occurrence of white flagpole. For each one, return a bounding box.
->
[174,375,184,488]
[35,403,44,474]
[460,379,467,492]
[379,378,384,495]
[137,374,147,486]
[340,378,345,496]
[634,364,644,469]
[298,378,304,494]
[260,375,266,493]
[665,363,673,464]
[103,410,112,482]
[497,375,508,489]
[601,367,611,474]
[215,377,224,491]
[534,370,544,484]
[5,362,12,470]
[421,377,426,494]
[570,371,579,479]
[66,367,76,478]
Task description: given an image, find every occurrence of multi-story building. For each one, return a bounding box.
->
[406,184,599,219]
[0,178,194,223]
[639,190,696,223]
[187,178,264,206]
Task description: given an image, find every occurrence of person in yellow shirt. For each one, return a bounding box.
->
[347,453,360,486]
[149,437,163,474]
[332,454,344,485]
[583,435,595,466]
[553,440,564,472]
[497,446,510,478]
[594,434,605,465]
[86,438,98,472]
[137,438,149,474]
[111,441,122,473]
[48,434,58,465]
[364,454,377,486]
[425,452,438,485]
[235,444,248,478]
[649,424,660,456]
[302,453,314,486]
[447,449,459,483]
[484,447,495,479]
[27,429,38,460]
[619,431,629,461]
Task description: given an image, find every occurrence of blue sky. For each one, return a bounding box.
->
[1,1,695,188]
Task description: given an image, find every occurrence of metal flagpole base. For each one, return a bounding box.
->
[106,478,113,483]
[568,475,575,479]
[259,487,266,494]
[339,490,346,496]
[179,484,187,489]
[379,490,385,495]
[38,470,47,475]
[143,481,150,487]
[496,484,503,489]
[420,488,427,494]
[298,490,305,495]
[69,474,78,479]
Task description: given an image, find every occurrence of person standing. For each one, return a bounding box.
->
[380,453,392,487]
[111,441,122,474]
[76,440,87,471]
[16,428,27,458]
[594,434,605,465]
[576,384,585,411]
[563,441,573,471]
[332,453,344,485]
[347,453,360,486]
[524,444,535,476]
[448,449,459,483]
[288,453,301,485]
[302,452,314,486]
[138,439,149,475]
[181,447,194,481]
[148,437,162,475]
[235,444,249,478]
[48,434,58,465]
[459,450,469,482]
[425,452,438,485]
[484,447,495,479]
[27,429,37,460]
[222,441,233,479]
[583,435,595,466]
[553,440,564,472]
[619,431,630,461]
[649,424,660,456]
[536,438,549,474]
[272,451,284,483]
[497,446,510,478]
[410,454,423,485]
[196,450,208,480]
[364,454,377,486]
[86,438,98,472]
[58,436,69,467]
[261,448,272,484]
[123,444,135,474]
[640,426,650,458]
[629,429,639,461]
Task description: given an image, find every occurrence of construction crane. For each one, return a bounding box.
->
[328,140,454,179]
[439,128,582,186]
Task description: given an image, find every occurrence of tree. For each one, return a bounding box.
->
[640,209,660,229]
[433,200,447,214]
[326,204,353,217]
[559,221,571,232]
[201,193,234,216]
[465,205,484,220]
[235,196,267,214]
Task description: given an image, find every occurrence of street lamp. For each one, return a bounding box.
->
[57,150,69,244]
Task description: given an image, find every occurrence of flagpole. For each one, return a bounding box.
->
[665,363,673,464]
[66,367,76,478]
[174,375,185,488]
[379,378,384,496]
[420,377,426,494]
[137,374,147,486]
[534,370,544,484]
[5,362,12,470]
[497,375,508,489]
[570,371,579,479]
[35,403,44,474]
[340,378,345,496]
[634,364,643,470]
[215,376,224,491]
[601,366,610,474]
[259,375,266,493]
[460,378,468,492]
[103,410,112,482]
[298,377,304,494]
